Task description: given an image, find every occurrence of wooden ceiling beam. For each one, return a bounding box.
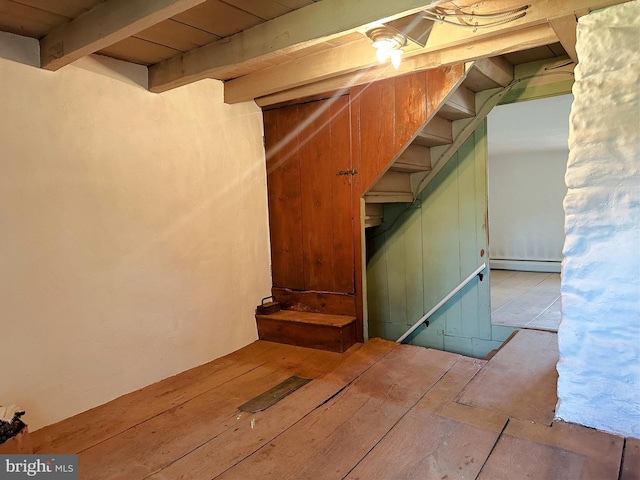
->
[255,24,555,107]
[40,0,206,71]
[224,0,631,104]
[549,15,579,63]
[148,0,445,93]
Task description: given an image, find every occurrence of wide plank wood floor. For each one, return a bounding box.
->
[32,330,636,480]
[491,270,561,331]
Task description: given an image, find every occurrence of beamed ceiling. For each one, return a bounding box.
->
[0,0,632,105]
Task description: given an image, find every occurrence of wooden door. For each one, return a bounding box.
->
[264,95,355,295]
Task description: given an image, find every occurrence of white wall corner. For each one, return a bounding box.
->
[557,0,640,438]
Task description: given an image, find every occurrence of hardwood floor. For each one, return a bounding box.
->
[491,270,561,331]
[32,331,635,480]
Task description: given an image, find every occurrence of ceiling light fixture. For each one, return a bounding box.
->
[366,26,407,70]
[363,4,528,70]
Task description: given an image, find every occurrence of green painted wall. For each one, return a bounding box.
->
[366,121,516,358]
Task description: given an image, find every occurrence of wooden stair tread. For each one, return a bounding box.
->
[256,310,358,352]
[390,144,431,173]
[364,192,414,203]
[364,203,383,228]
[256,310,356,328]
[389,163,430,173]
[414,115,453,147]
[464,57,514,92]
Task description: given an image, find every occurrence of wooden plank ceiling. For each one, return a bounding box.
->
[0,0,631,103]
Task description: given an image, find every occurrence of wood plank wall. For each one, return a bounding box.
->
[264,106,305,290]
[352,64,464,196]
[262,65,467,342]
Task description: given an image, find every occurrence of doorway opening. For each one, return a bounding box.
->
[487,94,573,332]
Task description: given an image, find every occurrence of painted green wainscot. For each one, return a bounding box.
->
[365,121,517,358]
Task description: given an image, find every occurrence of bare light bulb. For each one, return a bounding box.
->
[376,46,390,63]
[390,49,403,70]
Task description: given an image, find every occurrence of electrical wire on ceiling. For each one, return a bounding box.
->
[422,4,529,32]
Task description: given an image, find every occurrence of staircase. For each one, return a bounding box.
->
[364,57,514,223]
[258,60,514,353]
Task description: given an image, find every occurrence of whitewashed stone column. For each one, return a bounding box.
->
[557,0,640,438]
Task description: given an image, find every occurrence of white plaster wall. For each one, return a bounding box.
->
[557,1,640,438]
[489,149,567,262]
[488,96,571,265]
[0,33,271,430]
